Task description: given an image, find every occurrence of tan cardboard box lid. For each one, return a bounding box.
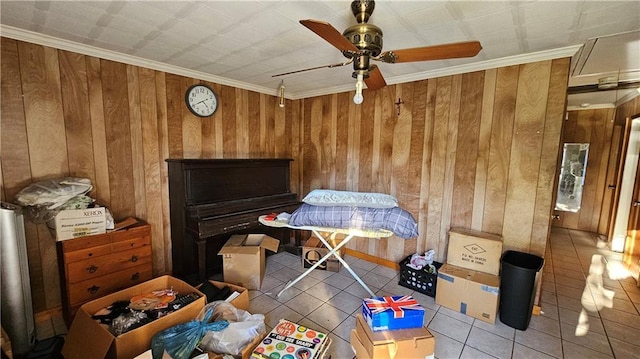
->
[438,263,501,288]
[218,234,280,255]
[355,313,433,345]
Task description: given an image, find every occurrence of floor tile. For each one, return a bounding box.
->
[305,281,341,302]
[321,272,356,290]
[512,343,557,359]
[609,337,640,359]
[473,316,515,340]
[528,313,561,337]
[326,290,363,315]
[601,318,640,342]
[599,306,640,329]
[557,307,605,334]
[515,328,563,358]
[431,331,464,359]
[248,292,281,315]
[459,345,496,359]
[263,304,303,329]
[284,292,324,316]
[559,321,613,356]
[307,303,350,332]
[465,326,513,359]
[562,340,614,359]
[428,312,472,343]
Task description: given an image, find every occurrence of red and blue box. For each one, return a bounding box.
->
[362,295,425,332]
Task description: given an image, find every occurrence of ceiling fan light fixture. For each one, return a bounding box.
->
[278,81,285,108]
[353,73,364,104]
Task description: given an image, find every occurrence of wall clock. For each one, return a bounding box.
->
[185,84,218,117]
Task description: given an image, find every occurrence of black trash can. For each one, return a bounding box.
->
[499,250,544,330]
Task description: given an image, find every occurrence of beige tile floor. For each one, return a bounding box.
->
[37,227,640,358]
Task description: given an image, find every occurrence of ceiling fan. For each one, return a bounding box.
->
[273,0,483,104]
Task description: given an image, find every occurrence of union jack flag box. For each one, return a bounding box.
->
[362,295,425,332]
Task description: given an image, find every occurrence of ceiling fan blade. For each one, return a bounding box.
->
[365,65,386,90]
[300,19,359,52]
[379,41,482,63]
[272,60,353,77]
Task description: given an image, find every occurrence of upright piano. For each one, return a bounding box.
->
[166,158,300,283]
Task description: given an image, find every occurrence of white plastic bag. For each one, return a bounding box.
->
[196,301,265,356]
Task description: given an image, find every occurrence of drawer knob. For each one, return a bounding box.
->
[87,265,98,273]
[88,285,100,294]
[131,272,140,281]
[131,255,138,263]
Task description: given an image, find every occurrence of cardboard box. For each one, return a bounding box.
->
[207,332,265,359]
[55,207,107,241]
[447,228,503,275]
[218,234,280,290]
[302,235,345,272]
[136,333,265,359]
[351,314,435,359]
[62,275,206,359]
[362,296,425,331]
[435,263,500,323]
[207,281,250,311]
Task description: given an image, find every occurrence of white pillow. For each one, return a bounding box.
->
[302,189,399,208]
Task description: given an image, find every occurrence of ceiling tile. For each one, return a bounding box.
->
[463,9,516,35]
[1,0,637,103]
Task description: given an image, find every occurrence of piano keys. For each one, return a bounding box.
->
[166,158,300,283]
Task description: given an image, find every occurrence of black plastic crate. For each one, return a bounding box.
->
[398,255,442,297]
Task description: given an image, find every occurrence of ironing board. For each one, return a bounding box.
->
[258,215,393,298]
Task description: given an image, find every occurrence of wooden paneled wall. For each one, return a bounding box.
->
[0,38,297,312]
[552,108,619,234]
[297,60,571,263]
[1,37,570,313]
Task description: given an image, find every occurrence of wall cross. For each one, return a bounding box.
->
[394,98,405,116]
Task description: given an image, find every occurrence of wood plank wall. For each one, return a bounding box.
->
[1,37,570,313]
[297,59,571,262]
[552,108,618,234]
[0,38,297,313]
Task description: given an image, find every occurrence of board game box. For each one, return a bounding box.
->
[251,319,331,359]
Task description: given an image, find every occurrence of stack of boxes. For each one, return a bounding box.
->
[350,295,435,359]
[435,228,503,323]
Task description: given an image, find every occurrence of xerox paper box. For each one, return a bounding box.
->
[352,314,435,359]
[218,234,280,290]
[62,275,206,359]
[55,207,107,241]
[362,296,425,331]
[435,263,500,323]
[447,228,503,275]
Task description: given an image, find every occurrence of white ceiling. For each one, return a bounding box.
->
[1,1,639,108]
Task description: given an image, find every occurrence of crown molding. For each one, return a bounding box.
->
[567,104,616,111]
[2,25,581,101]
[0,25,281,98]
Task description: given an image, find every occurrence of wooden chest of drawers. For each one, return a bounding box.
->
[57,221,153,325]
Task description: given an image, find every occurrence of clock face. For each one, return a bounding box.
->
[185,84,218,117]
